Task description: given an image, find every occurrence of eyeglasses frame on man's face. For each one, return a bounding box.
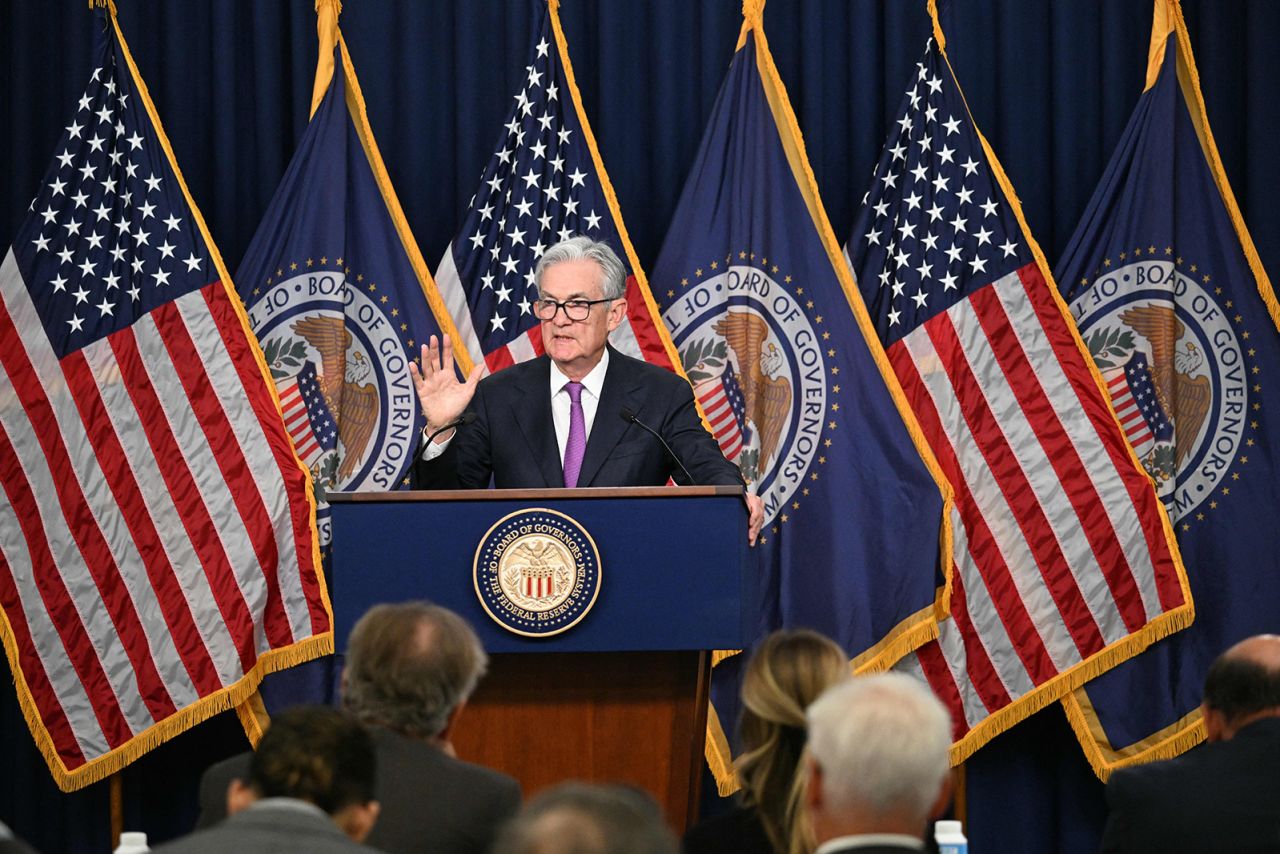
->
[531,296,615,322]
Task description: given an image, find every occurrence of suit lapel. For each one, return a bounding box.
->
[511,357,563,488]
[576,348,643,487]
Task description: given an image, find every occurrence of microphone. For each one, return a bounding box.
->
[424,411,476,446]
[620,407,697,486]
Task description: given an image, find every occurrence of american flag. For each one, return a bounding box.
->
[277,361,337,465]
[0,10,329,790]
[846,39,1186,756]
[433,3,677,375]
[1103,353,1172,458]
[695,362,750,462]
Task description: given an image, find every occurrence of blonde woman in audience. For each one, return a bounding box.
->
[683,629,849,854]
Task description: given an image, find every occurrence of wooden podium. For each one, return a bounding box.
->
[328,486,754,830]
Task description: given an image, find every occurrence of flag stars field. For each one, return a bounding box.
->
[22,63,210,351]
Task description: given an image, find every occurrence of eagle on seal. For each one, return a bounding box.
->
[291,315,380,482]
[1118,304,1212,466]
[714,311,791,472]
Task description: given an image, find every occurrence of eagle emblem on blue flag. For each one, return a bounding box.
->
[250,267,419,503]
[1070,259,1246,521]
[665,262,825,522]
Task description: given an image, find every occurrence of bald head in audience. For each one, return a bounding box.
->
[1201,633,1280,742]
[494,783,677,854]
[1100,633,1280,854]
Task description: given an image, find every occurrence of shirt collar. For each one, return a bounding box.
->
[246,797,330,821]
[549,347,610,400]
[814,834,925,853]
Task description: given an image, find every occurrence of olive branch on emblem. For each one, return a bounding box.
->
[263,337,309,380]
[1083,327,1135,370]
[737,447,761,484]
[681,337,729,383]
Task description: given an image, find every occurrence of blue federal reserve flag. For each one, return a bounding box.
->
[237,24,461,544]
[1056,2,1280,774]
[649,5,953,790]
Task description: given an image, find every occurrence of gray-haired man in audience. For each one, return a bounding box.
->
[804,673,953,853]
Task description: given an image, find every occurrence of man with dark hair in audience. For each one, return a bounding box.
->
[804,673,953,853]
[1101,633,1280,853]
[495,782,678,854]
[197,601,521,854]
[160,706,380,852]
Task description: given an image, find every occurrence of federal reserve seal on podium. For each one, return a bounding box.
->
[473,509,602,637]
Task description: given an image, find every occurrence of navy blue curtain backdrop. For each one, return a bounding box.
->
[3,1,1279,851]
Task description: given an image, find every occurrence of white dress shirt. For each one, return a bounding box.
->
[814,834,925,853]
[548,348,609,461]
[421,349,611,465]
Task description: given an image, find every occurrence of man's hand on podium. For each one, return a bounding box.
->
[746,492,763,546]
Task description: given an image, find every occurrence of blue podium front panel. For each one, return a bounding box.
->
[328,487,752,653]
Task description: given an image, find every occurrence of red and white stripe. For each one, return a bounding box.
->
[1103,366,1156,457]
[277,374,322,461]
[0,248,327,774]
[435,245,674,376]
[888,264,1182,738]
[695,377,745,460]
[524,573,551,599]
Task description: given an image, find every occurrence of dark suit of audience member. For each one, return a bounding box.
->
[196,603,521,854]
[162,706,380,853]
[682,805,773,854]
[165,800,378,854]
[197,727,519,854]
[1100,634,1280,854]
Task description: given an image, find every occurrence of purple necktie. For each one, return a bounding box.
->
[562,381,586,488]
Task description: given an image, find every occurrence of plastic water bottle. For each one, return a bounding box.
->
[113,831,149,853]
[935,819,968,854]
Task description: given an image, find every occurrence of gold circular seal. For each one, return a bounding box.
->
[472,508,602,637]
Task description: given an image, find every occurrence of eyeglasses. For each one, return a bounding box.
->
[532,297,614,321]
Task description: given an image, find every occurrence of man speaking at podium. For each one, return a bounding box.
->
[411,236,764,544]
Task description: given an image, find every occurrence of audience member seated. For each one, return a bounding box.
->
[684,629,849,854]
[804,673,953,854]
[494,782,678,854]
[157,705,380,852]
[1100,633,1280,854]
[197,601,521,854]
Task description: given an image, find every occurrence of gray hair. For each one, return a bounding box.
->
[805,673,951,823]
[535,235,628,300]
[342,601,488,739]
[494,782,678,854]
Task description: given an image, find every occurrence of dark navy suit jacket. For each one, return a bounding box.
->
[196,726,520,854]
[414,347,744,490]
[1100,716,1280,853]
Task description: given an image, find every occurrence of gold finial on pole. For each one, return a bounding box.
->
[926,0,947,52]
[310,0,343,117]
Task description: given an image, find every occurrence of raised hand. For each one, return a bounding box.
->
[409,334,483,442]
